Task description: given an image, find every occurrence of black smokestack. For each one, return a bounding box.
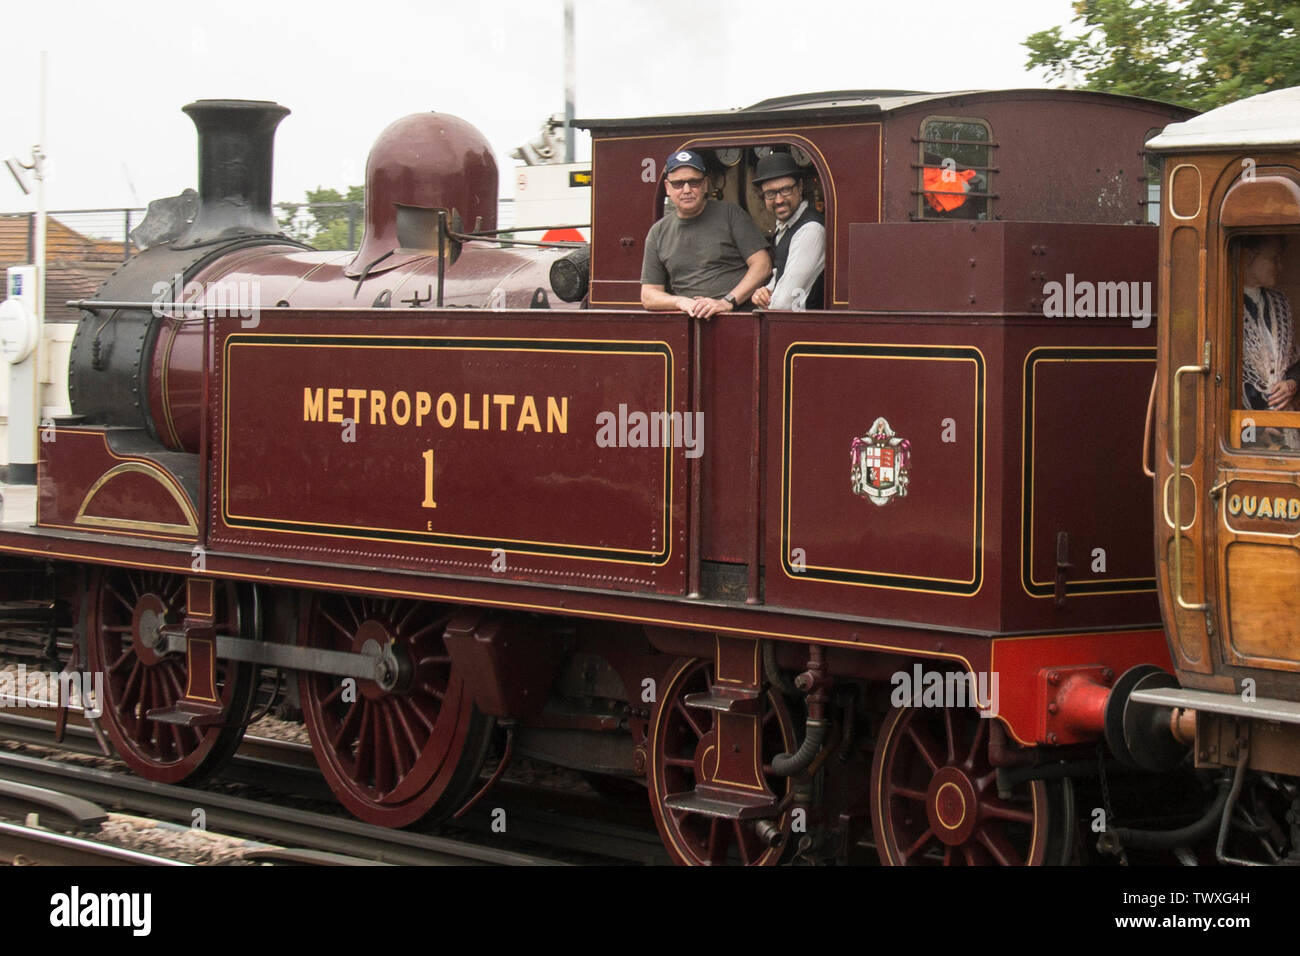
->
[174,99,289,247]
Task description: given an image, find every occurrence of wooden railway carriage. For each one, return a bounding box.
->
[1139,87,1300,860]
[0,89,1205,865]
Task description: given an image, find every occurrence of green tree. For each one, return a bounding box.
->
[1025,1,1300,111]
[277,185,365,250]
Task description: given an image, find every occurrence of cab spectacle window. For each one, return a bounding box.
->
[1227,232,1300,453]
[914,116,995,221]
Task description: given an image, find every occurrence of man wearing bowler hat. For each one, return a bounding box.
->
[641,149,771,319]
[751,152,825,310]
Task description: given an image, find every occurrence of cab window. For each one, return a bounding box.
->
[916,116,994,220]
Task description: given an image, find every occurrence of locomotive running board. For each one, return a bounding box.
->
[1130,687,1300,725]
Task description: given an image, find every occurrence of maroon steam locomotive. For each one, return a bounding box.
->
[2,86,1258,865]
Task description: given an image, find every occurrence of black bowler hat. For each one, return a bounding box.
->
[753,152,802,186]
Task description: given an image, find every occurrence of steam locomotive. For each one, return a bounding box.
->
[2,83,1293,865]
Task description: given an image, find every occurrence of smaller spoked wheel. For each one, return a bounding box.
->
[87,568,257,784]
[871,705,1061,865]
[648,658,798,866]
[298,594,493,828]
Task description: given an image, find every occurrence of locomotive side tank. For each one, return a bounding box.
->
[0,88,1235,865]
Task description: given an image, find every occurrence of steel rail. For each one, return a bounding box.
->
[0,699,665,864]
[0,750,558,866]
[0,820,190,866]
[0,778,107,828]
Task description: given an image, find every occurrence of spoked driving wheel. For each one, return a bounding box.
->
[871,705,1062,865]
[648,658,798,866]
[87,568,257,784]
[298,593,493,828]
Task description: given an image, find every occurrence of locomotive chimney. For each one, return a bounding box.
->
[174,99,289,248]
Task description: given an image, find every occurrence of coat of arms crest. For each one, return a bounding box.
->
[850,417,911,506]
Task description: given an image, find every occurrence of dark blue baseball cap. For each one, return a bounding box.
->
[665,149,707,174]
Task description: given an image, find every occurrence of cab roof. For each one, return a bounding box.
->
[576,88,1190,130]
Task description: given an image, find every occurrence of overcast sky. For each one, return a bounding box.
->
[0,0,1081,214]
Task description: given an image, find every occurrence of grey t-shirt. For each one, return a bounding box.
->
[641,200,768,299]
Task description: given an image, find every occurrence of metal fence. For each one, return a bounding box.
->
[3,198,519,263]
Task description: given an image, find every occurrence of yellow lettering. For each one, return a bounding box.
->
[1244,495,1258,517]
[494,394,515,430]
[304,388,324,422]
[1276,497,1288,519]
[547,396,568,434]
[517,396,540,432]
[346,388,366,422]
[415,391,432,427]
[436,393,456,428]
[1228,494,1241,515]
[1258,497,1273,519]
[422,449,437,508]
[392,391,411,425]
[370,390,387,425]
[464,392,480,429]
[1291,498,1300,520]
[327,388,344,423]
[482,394,491,430]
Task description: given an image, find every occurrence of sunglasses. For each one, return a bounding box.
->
[666,176,706,191]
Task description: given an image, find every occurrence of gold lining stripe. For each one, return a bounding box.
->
[221,335,676,566]
[780,342,985,592]
[183,637,219,703]
[1021,350,1159,598]
[43,429,199,540]
[187,578,215,619]
[160,320,183,449]
[74,462,199,536]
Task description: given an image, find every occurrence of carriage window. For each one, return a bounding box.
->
[916,117,994,220]
[1229,233,1300,452]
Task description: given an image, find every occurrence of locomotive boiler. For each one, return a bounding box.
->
[5,85,1279,865]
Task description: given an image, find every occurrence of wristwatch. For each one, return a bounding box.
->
[723,293,737,308]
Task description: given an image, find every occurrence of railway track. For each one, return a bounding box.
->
[0,748,558,866]
[0,820,192,866]
[0,644,670,865]
[0,699,670,864]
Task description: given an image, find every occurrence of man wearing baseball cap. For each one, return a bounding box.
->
[640,149,771,319]
[750,152,825,310]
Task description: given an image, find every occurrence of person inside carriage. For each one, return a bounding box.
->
[1239,235,1300,449]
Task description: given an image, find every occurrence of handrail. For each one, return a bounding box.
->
[1171,340,1210,611]
[1142,373,1157,478]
